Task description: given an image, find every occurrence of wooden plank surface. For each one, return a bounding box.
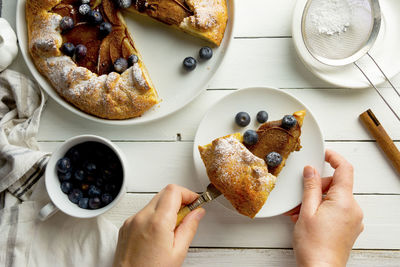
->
[104,194,400,249]
[183,248,400,267]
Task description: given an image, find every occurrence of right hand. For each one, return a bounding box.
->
[289,150,364,267]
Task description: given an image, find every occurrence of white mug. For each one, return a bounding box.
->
[39,135,128,220]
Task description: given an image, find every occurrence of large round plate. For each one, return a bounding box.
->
[16,0,234,125]
[193,87,325,218]
[292,0,400,88]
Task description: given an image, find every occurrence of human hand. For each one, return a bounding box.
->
[288,150,364,267]
[113,184,206,267]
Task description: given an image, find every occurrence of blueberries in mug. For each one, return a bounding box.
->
[235,112,250,127]
[89,197,102,209]
[114,58,128,73]
[88,10,103,25]
[74,169,85,182]
[256,110,269,123]
[57,157,72,173]
[78,4,91,16]
[88,185,102,197]
[199,46,213,60]
[58,171,72,182]
[60,16,74,32]
[78,197,89,209]
[68,189,83,204]
[266,152,282,167]
[85,162,97,174]
[99,22,112,37]
[105,183,117,193]
[183,57,197,71]
[128,54,139,67]
[61,42,75,57]
[81,183,90,192]
[96,178,105,187]
[101,193,113,205]
[282,115,297,130]
[61,182,73,194]
[243,130,258,146]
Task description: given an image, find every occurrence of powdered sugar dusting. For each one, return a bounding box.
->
[186,0,224,29]
[131,63,149,90]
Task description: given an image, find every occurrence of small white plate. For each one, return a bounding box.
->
[16,0,234,125]
[292,0,400,88]
[193,87,325,218]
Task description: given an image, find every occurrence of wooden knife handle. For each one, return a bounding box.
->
[176,206,193,227]
[359,109,400,175]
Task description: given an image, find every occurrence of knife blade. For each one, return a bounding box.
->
[175,183,221,227]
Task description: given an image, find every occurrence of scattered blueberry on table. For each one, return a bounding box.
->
[199,46,213,60]
[235,112,251,127]
[243,130,258,146]
[57,141,123,209]
[183,57,197,71]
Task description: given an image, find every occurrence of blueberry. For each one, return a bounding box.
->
[66,147,81,163]
[128,54,139,67]
[88,185,102,197]
[88,197,102,209]
[68,189,83,204]
[102,169,113,180]
[114,58,128,73]
[58,171,72,182]
[243,130,258,146]
[86,175,96,183]
[101,193,113,205]
[74,169,85,182]
[99,22,112,37]
[282,115,297,130]
[266,152,282,167]
[78,4,91,16]
[199,46,213,60]
[105,183,117,193]
[116,0,132,9]
[61,42,75,57]
[183,57,197,71]
[81,0,90,4]
[57,157,72,173]
[60,16,74,32]
[235,112,250,127]
[74,44,87,60]
[60,182,73,194]
[85,162,97,174]
[78,197,89,209]
[81,183,90,191]
[256,110,269,123]
[96,178,105,187]
[88,10,103,25]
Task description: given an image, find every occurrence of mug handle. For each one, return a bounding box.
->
[38,202,59,221]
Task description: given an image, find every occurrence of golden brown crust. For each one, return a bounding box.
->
[26,0,158,120]
[199,133,277,218]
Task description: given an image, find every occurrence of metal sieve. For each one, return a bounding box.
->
[301,0,400,121]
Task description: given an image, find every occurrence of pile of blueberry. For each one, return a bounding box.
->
[59,0,140,74]
[234,111,297,168]
[183,46,213,71]
[57,141,123,210]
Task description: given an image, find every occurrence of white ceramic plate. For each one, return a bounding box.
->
[292,0,400,88]
[16,0,234,125]
[193,87,325,218]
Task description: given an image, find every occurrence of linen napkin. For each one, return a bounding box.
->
[0,69,118,267]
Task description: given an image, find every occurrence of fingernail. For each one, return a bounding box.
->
[194,208,206,220]
[303,166,314,179]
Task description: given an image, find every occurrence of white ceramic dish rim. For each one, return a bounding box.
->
[16,0,235,125]
[45,135,128,218]
[292,0,400,89]
[193,86,325,218]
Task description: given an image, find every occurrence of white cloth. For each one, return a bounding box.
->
[0,69,118,267]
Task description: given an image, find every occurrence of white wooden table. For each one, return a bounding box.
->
[3,0,400,265]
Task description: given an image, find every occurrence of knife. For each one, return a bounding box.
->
[176,183,221,227]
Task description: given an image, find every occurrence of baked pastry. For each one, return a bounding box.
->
[126,0,228,46]
[26,0,228,119]
[198,133,277,218]
[247,110,306,176]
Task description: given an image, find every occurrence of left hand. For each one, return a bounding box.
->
[113,184,206,267]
